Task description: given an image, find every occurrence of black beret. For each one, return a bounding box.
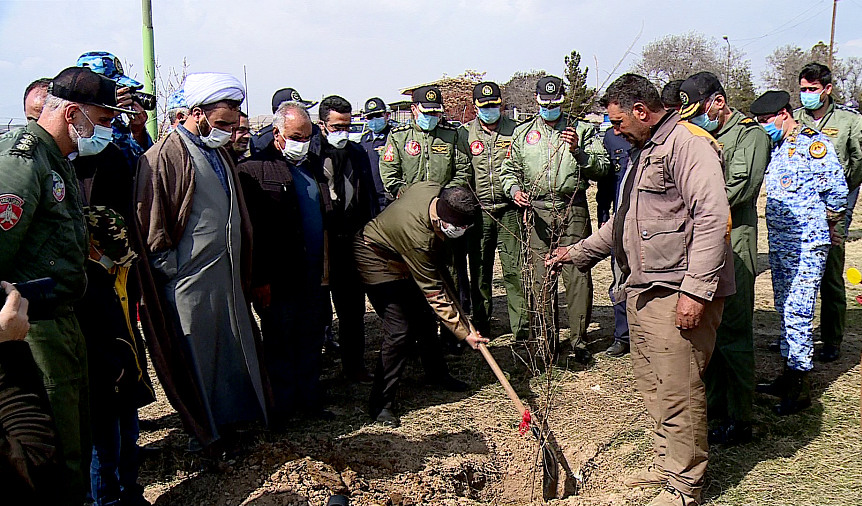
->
[750,90,790,116]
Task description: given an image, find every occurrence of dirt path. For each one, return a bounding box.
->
[139,187,862,505]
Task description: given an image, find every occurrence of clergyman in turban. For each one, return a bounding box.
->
[133,72,269,453]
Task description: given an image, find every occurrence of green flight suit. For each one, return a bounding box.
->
[379,120,471,196]
[795,101,862,348]
[457,117,528,340]
[704,111,770,423]
[0,122,90,505]
[499,114,609,349]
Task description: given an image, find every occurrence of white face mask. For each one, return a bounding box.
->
[440,221,468,239]
[326,130,349,149]
[199,114,231,148]
[280,133,310,163]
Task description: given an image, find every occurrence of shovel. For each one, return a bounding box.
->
[478,343,559,500]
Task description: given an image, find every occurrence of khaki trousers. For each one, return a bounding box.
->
[627,286,723,498]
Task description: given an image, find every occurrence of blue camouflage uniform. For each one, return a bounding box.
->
[766,125,847,371]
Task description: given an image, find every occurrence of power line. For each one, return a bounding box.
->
[731,1,829,46]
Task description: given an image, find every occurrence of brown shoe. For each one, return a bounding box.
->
[648,485,700,506]
[623,465,668,488]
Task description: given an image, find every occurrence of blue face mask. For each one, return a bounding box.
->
[367,117,387,134]
[800,91,825,110]
[539,106,561,121]
[416,112,439,131]
[476,107,501,124]
[762,120,783,143]
[690,113,719,132]
[76,109,113,156]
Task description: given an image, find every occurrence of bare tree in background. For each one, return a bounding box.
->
[762,42,851,109]
[155,58,189,138]
[837,56,862,104]
[501,70,547,118]
[634,31,756,111]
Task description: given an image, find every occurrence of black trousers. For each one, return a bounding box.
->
[365,279,449,416]
[328,240,368,374]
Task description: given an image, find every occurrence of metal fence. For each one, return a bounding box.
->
[0,118,26,133]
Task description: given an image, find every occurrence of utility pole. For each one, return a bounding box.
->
[723,36,731,85]
[829,0,838,69]
[141,0,157,140]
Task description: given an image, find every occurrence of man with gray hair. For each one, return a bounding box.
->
[237,101,333,423]
[0,66,134,504]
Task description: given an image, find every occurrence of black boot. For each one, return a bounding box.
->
[774,369,812,416]
[756,366,790,397]
[708,419,752,446]
[606,340,630,357]
[817,344,840,362]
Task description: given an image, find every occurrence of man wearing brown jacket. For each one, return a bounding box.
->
[548,74,735,506]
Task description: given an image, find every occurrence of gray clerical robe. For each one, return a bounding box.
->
[156,132,266,435]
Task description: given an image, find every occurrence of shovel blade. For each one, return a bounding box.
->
[531,426,559,500]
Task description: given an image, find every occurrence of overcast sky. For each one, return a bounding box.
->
[2,0,862,122]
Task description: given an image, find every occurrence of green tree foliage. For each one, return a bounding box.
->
[561,50,595,117]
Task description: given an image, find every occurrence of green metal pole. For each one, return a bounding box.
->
[142,0,157,140]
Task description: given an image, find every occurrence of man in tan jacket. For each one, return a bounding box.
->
[547,74,735,506]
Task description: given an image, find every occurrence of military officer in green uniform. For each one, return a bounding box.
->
[679,72,770,445]
[0,67,134,504]
[379,85,471,195]
[457,82,529,341]
[794,63,862,362]
[499,75,609,361]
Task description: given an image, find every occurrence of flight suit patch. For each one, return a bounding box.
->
[430,144,449,155]
[52,171,66,202]
[495,140,511,150]
[800,127,817,137]
[809,141,827,159]
[470,140,484,156]
[821,128,839,137]
[526,130,541,145]
[405,140,421,156]
[383,144,395,162]
[0,194,24,231]
[780,174,793,189]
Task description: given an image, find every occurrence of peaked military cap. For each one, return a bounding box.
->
[536,76,565,105]
[49,67,134,114]
[271,87,317,112]
[412,85,444,113]
[473,82,502,107]
[363,97,388,116]
[679,72,724,120]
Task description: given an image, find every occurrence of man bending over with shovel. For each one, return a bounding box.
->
[354,182,489,427]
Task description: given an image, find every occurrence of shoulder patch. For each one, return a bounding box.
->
[800,127,817,138]
[8,131,38,158]
[0,194,25,231]
[51,171,66,202]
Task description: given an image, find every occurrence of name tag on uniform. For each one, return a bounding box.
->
[821,128,839,137]
[430,144,449,155]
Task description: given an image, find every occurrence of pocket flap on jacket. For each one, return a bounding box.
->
[639,218,685,239]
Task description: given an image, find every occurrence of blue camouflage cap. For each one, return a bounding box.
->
[168,88,187,110]
[76,51,143,89]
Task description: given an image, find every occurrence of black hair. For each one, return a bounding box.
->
[600,73,663,112]
[319,95,352,123]
[799,62,832,87]
[661,80,684,108]
[23,78,51,108]
[439,186,478,222]
[199,99,243,113]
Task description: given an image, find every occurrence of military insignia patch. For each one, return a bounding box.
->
[383,144,395,162]
[426,90,437,102]
[291,90,301,101]
[780,174,793,189]
[10,132,37,157]
[470,140,484,156]
[0,194,24,231]
[405,140,421,156]
[809,141,827,159]
[51,171,66,202]
[788,147,795,158]
[679,91,689,105]
[526,130,541,145]
[430,144,449,155]
[718,142,724,150]
[800,127,817,137]
[821,128,839,137]
[114,57,124,75]
[506,144,512,158]
[495,140,511,150]
[545,81,556,94]
[367,101,377,110]
[482,85,493,96]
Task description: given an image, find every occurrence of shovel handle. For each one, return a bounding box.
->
[478,343,527,417]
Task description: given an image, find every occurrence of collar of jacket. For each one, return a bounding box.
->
[645,111,678,147]
[27,119,65,160]
[715,108,742,138]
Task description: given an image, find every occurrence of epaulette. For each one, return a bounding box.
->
[517,115,536,126]
[7,131,39,159]
[391,124,411,133]
[800,127,818,137]
[437,123,457,131]
[835,104,862,115]
[739,117,759,127]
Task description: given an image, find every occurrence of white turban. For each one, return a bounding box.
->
[182,72,246,109]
